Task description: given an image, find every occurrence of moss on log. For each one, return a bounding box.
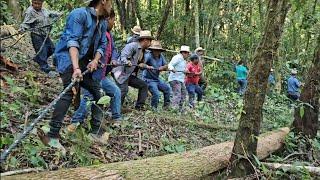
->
[3,128,289,180]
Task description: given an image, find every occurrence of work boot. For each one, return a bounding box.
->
[110,117,123,128]
[88,132,110,145]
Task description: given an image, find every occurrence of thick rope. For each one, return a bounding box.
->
[0,69,90,163]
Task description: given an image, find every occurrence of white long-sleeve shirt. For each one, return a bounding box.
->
[168,53,187,83]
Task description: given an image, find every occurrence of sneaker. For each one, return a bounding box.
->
[111,117,122,128]
[44,137,66,156]
[48,71,59,78]
[88,132,110,145]
[66,122,80,133]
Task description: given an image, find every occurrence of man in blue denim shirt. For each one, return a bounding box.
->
[67,9,123,132]
[42,0,112,150]
[143,40,170,110]
[287,69,303,101]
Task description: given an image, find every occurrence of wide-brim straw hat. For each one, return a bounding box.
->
[138,30,154,40]
[195,47,205,52]
[149,40,165,51]
[180,45,190,53]
[131,25,142,35]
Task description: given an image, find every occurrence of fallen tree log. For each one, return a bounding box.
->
[2,128,289,180]
[262,162,320,176]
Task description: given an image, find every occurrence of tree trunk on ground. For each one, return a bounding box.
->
[3,128,289,180]
[156,0,173,40]
[194,0,200,47]
[228,0,290,178]
[292,36,320,138]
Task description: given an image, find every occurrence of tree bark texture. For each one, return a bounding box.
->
[115,0,127,32]
[6,0,22,22]
[292,36,320,138]
[183,0,190,44]
[194,0,200,47]
[156,0,173,40]
[228,0,290,177]
[3,128,289,180]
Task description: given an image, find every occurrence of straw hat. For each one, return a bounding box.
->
[291,69,297,74]
[131,25,142,35]
[195,47,205,52]
[138,30,154,40]
[149,40,165,51]
[180,45,190,53]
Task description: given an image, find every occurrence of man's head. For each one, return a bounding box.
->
[32,0,43,11]
[195,47,205,56]
[138,30,153,50]
[291,69,297,75]
[180,45,190,59]
[89,0,112,17]
[190,54,199,65]
[149,40,165,58]
[107,8,115,31]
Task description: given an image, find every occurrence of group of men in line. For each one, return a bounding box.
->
[235,62,303,101]
[20,0,208,148]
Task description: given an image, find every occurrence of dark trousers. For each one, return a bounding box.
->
[48,67,102,138]
[31,33,54,73]
[117,75,148,109]
[287,93,299,101]
[199,75,207,92]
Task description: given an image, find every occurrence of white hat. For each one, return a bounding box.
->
[180,45,190,53]
[291,69,297,74]
[195,47,205,52]
[270,68,274,72]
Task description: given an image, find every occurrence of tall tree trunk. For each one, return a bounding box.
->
[183,0,190,44]
[228,0,290,177]
[194,0,200,47]
[6,0,22,22]
[131,0,143,29]
[156,0,173,40]
[115,0,127,36]
[292,36,320,138]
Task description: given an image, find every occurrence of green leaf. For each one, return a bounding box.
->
[164,145,175,153]
[175,145,186,153]
[97,96,111,105]
[299,106,304,118]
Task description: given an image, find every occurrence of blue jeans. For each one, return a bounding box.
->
[237,79,247,95]
[146,80,171,108]
[31,33,54,73]
[71,77,122,123]
[186,83,204,107]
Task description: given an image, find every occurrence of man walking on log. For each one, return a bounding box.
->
[19,0,61,76]
[168,45,190,112]
[113,30,153,110]
[143,40,171,110]
[41,0,112,149]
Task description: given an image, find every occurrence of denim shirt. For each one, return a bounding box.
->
[287,75,301,95]
[143,51,167,81]
[112,41,143,84]
[168,53,187,83]
[54,7,107,73]
[20,6,60,36]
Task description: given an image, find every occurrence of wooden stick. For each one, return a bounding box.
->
[1,168,44,177]
[262,162,320,176]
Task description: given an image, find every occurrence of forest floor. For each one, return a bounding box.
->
[0,33,319,179]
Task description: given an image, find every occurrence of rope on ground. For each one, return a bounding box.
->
[0,69,90,163]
